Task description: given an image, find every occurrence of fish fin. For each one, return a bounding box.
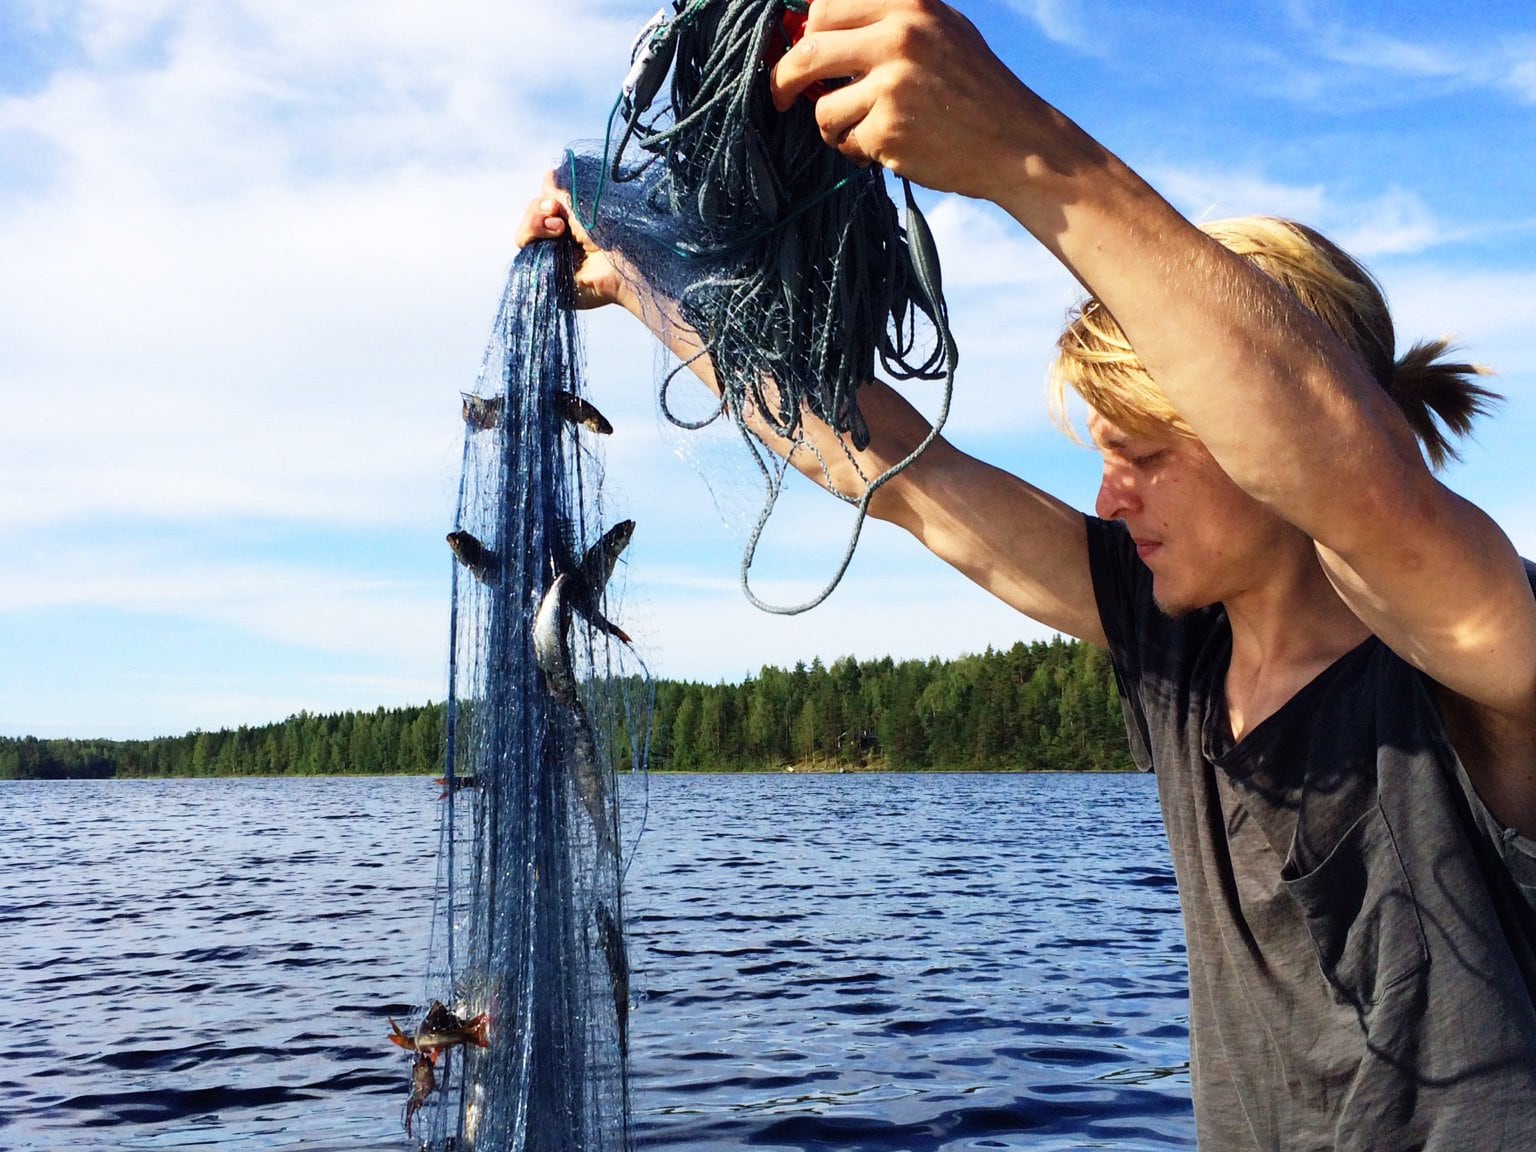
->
[589,610,632,646]
[465,1013,490,1048]
[387,1019,414,1050]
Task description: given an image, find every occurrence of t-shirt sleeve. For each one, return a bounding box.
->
[1085,516,1156,773]
[1452,757,1536,915]
[1085,516,1145,659]
[1499,561,1536,903]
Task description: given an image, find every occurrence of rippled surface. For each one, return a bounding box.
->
[2,773,1192,1151]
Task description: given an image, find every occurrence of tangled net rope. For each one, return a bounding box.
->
[401,240,651,1152]
[564,0,957,613]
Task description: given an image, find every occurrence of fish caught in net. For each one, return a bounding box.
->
[396,238,652,1151]
[395,0,958,1145]
[564,0,958,614]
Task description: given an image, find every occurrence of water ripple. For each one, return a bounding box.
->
[3,772,1193,1151]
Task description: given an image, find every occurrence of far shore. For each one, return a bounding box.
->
[5,762,1140,782]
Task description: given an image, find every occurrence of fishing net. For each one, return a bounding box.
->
[563,0,957,613]
[400,239,651,1151]
[397,0,956,1146]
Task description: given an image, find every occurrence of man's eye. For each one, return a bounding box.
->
[1133,450,1166,467]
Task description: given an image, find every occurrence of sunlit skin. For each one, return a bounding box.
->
[1089,414,1262,617]
[1088,411,1373,740]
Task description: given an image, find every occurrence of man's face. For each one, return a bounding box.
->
[1088,412,1283,616]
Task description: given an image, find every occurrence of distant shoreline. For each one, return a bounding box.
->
[3,763,1140,781]
[3,639,1134,780]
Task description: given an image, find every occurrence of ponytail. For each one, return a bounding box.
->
[1388,338,1499,469]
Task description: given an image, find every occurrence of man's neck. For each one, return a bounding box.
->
[1221,555,1371,741]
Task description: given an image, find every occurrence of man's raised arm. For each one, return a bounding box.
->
[514,183,1105,645]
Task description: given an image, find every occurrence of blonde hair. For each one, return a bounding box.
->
[1048,216,1499,469]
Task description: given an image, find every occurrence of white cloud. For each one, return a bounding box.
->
[1331,188,1444,258]
[1379,266,1536,379]
[0,0,624,535]
[1509,53,1536,103]
[1275,3,1536,107]
[1148,165,1327,226]
[1144,165,1450,258]
[922,196,1076,293]
[1314,30,1460,81]
[0,537,445,664]
[1001,0,1099,55]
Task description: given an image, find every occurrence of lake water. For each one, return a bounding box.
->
[2,772,1194,1151]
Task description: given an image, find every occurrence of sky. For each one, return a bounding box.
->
[2,0,1534,739]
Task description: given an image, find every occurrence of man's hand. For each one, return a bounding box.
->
[768,0,1050,203]
[514,174,638,313]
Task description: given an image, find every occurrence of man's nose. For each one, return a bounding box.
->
[1095,463,1140,521]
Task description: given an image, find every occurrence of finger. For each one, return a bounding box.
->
[536,198,568,234]
[534,171,576,229]
[514,198,568,248]
[807,80,879,161]
[770,26,877,112]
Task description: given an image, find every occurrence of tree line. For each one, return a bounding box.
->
[1,638,1133,779]
[0,705,447,781]
[644,638,1129,771]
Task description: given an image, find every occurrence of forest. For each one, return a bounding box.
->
[0,638,1133,779]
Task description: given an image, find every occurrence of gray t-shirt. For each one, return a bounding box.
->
[1087,515,1536,1150]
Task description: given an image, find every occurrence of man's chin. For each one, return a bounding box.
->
[1152,584,1212,620]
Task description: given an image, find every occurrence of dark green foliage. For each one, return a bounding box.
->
[0,704,448,780]
[0,638,1133,778]
[638,638,1131,773]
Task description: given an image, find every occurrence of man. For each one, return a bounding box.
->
[518,1,1536,1145]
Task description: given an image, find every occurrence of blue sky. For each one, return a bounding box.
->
[3,0,1534,739]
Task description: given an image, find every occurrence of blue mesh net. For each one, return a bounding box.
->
[401,240,651,1152]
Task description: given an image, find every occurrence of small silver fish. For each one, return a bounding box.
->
[533,572,581,708]
[532,521,637,703]
[532,582,617,849]
[533,521,636,855]
[571,717,617,856]
[461,393,503,431]
[447,531,499,585]
[577,521,635,630]
[555,389,614,436]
